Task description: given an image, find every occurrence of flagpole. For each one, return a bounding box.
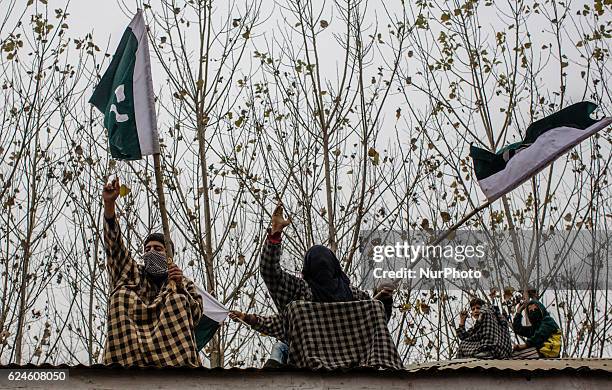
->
[393,200,492,289]
[428,200,492,247]
[152,152,177,289]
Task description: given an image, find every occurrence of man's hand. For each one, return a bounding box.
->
[229,310,255,326]
[374,286,395,300]
[516,300,528,314]
[102,178,120,218]
[229,310,246,322]
[459,310,468,326]
[271,202,291,234]
[168,264,183,283]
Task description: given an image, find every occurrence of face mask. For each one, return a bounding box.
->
[527,307,543,323]
[142,250,168,284]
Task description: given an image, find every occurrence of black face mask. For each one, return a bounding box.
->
[142,250,168,284]
[528,307,543,323]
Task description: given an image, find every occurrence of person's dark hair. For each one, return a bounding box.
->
[469,298,485,308]
[144,233,174,252]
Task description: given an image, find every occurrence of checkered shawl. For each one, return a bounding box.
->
[103,217,203,367]
[456,305,512,359]
[251,300,403,370]
[260,241,371,309]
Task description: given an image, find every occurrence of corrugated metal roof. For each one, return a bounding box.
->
[404,358,612,373]
[1,358,611,374]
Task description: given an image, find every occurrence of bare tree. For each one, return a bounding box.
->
[389,0,611,361]
[0,1,95,363]
[0,0,609,366]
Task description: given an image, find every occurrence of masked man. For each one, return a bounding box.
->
[512,299,562,358]
[102,178,203,366]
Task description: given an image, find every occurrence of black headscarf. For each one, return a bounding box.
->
[301,245,353,303]
[526,299,558,328]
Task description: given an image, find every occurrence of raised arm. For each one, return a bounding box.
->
[512,311,534,339]
[456,309,470,340]
[260,203,309,310]
[103,178,139,289]
[456,325,471,340]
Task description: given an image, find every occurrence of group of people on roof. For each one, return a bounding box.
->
[457,297,562,359]
[100,178,562,368]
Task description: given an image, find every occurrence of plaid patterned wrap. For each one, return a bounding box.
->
[260,241,371,309]
[456,305,512,359]
[251,300,403,370]
[103,217,203,367]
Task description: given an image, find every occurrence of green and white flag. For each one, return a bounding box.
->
[194,286,229,351]
[470,102,611,202]
[89,10,159,160]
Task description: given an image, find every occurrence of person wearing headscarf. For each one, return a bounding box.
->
[102,178,203,366]
[512,299,561,358]
[456,298,513,359]
[300,245,354,302]
[246,202,394,367]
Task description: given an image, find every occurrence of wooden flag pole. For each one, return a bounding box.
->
[427,200,492,248]
[393,200,493,289]
[152,152,177,289]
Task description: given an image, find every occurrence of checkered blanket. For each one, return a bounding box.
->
[103,217,203,367]
[251,300,403,370]
[456,305,512,359]
[260,241,371,308]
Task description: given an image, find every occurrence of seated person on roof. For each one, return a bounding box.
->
[231,202,396,368]
[512,299,561,358]
[456,297,512,359]
[101,178,203,367]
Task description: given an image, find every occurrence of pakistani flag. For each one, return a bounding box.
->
[89,10,159,160]
[194,286,229,351]
[470,102,611,201]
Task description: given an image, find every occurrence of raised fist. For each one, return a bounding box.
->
[102,178,120,205]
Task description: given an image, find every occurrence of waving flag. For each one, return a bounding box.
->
[194,286,229,351]
[471,102,611,201]
[89,9,159,160]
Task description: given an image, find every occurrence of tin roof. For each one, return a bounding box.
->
[1,360,610,390]
[1,358,611,373]
[404,358,612,373]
